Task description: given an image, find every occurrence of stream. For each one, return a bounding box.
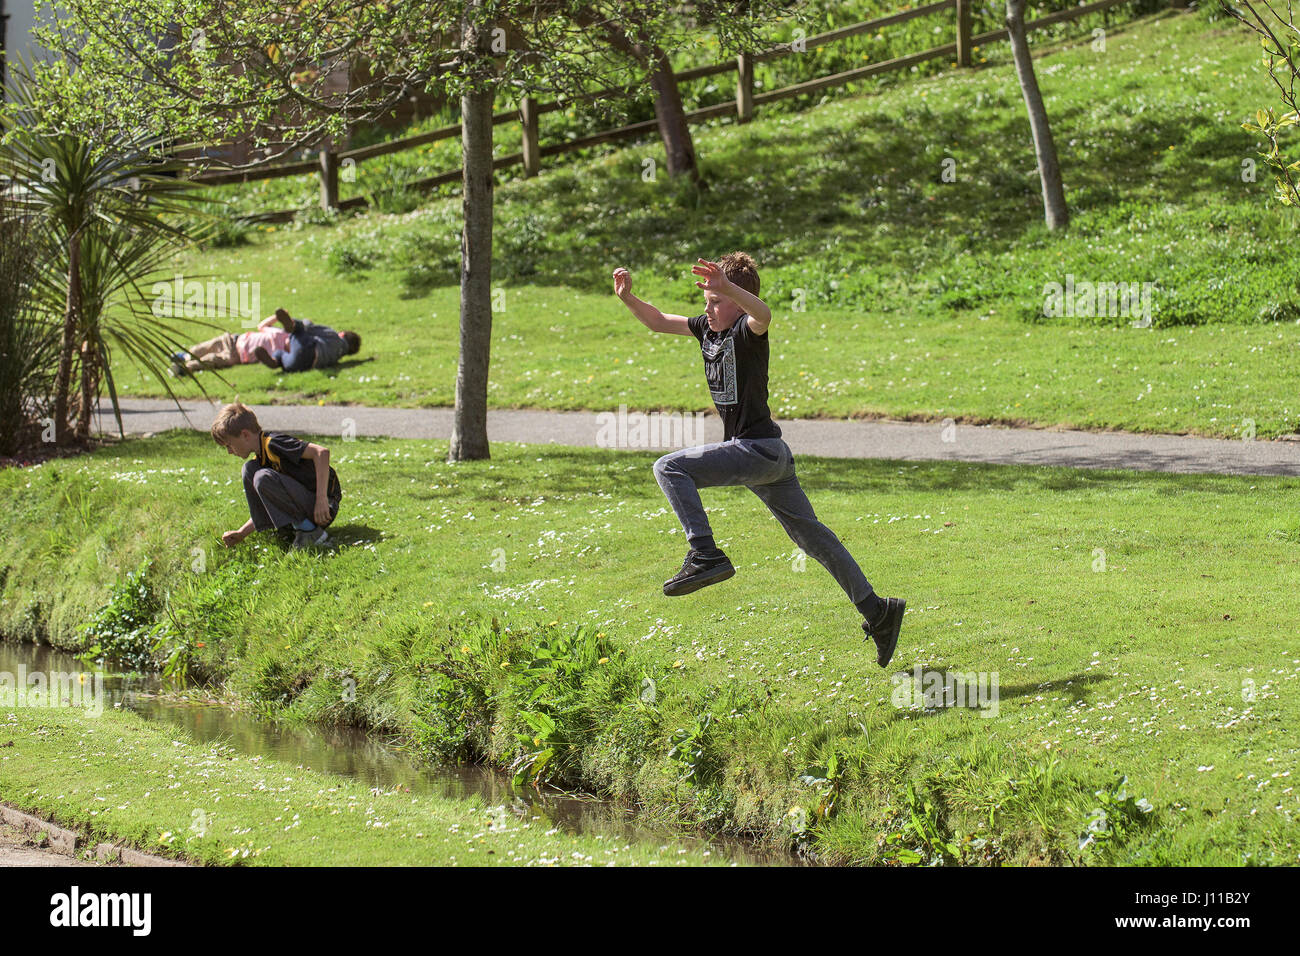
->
[0,640,803,866]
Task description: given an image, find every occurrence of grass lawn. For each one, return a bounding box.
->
[111,10,1300,438]
[1,430,1297,864]
[0,708,723,866]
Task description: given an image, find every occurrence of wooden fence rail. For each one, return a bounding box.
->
[195,0,1136,221]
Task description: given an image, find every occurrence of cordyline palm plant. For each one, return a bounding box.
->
[29,212,213,440]
[2,78,213,442]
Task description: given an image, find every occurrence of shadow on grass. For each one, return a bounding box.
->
[885,667,1109,720]
[319,357,376,376]
[251,356,376,380]
[325,524,386,547]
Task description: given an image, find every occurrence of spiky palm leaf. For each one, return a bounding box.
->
[28,210,230,437]
[3,74,222,438]
[0,198,58,456]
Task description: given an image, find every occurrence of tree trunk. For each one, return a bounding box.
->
[648,50,699,182]
[448,11,494,463]
[1005,0,1068,231]
[52,231,81,446]
[75,337,98,440]
[571,6,700,182]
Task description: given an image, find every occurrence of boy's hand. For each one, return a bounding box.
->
[221,528,248,547]
[691,258,732,295]
[612,267,632,299]
[314,496,332,527]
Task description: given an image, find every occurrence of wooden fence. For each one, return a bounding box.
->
[194,0,1136,221]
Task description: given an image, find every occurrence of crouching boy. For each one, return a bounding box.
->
[211,402,342,549]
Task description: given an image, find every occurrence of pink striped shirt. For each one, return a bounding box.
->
[235,329,291,364]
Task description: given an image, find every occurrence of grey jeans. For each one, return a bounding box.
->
[242,460,339,531]
[652,437,875,605]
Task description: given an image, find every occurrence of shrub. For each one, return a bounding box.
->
[80,558,163,670]
[325,234,386,275]
[0,198,57,457]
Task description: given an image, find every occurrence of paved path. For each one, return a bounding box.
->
[96,399,1300,477]
[0,821,97,867]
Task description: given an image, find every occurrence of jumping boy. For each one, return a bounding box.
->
[210,402,341,550]
[612,254,906,666]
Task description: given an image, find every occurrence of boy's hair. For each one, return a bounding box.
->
[718,251,759,297]
[342,330,361,355]
[210,402,261,444]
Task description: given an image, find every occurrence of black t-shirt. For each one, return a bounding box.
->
[257,431,342,502]
[687,313,781,441]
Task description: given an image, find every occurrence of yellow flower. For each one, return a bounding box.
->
[460,645,471,654]
[598,657,609,665]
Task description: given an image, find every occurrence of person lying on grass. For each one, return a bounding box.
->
[171,308,360,376]
[612,254,906,666]
[211,402,341,550]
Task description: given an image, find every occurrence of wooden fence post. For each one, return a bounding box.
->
[736,52,754,124]
[521,96,540,177]
[319,148,339,211]
[956,0,972,67]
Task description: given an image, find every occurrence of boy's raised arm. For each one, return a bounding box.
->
[613,268,693,335]
[692,258,772,335]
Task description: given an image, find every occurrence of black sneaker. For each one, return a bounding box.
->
[663,549,735,597]
[252,346,279,369]
[862,597,906,668]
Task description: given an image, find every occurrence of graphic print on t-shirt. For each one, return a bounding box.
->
[701,333,737,405]
[687,312,780,441]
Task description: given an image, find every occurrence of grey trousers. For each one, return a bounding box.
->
[652,437,875,605]
[242,460,338,531]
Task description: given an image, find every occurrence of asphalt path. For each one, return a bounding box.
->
[94,399,1300,477]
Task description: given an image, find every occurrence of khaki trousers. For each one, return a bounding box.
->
[184,332,241,372]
